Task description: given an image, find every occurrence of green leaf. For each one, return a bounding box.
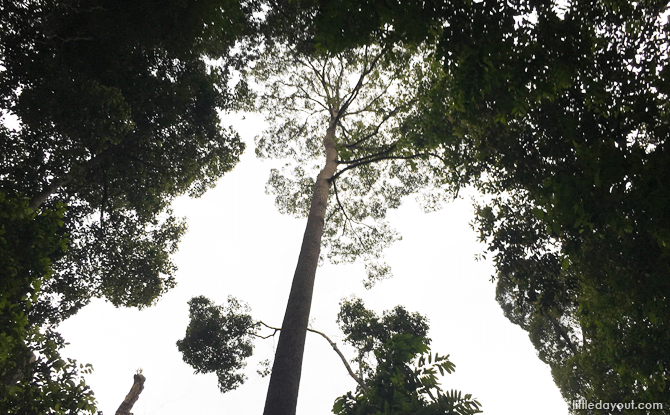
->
[561,257,570,270]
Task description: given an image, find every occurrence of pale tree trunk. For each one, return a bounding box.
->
[28,178,66,210]
[28,155,101,210]
[115,374,146,415]
[262,119,339,415]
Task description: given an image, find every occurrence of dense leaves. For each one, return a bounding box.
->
[177,296,258,393]
[0,193,66,394]
[1,1,255,412]
[0,194,97,414]
[1,0,250,316]
[0,328,98,415]
[440,1,670,409]
[333,298,481,415]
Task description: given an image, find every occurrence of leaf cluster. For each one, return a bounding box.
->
[1,326,99,415]
[176,296,259,393]
[333,299,481,415]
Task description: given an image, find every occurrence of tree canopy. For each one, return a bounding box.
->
[177,296,258,394]
[1,0,256,412]
[4,0,670,412]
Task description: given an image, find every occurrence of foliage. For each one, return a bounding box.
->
[0,193,65,391]
[0,0,251,320]
[269,0,670,410]
[333,298,481,415]
[0,327,99,415]
[336,297,430,380]
[176,294,479,414]
[261,0,445,52]
[176,296,258,393]
[438,1,670,409]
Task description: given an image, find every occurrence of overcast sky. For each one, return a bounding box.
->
[58,112,569,415]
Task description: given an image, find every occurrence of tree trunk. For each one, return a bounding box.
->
[28,178,66,210]
[262,120,339,415]
[28,155,101,210]
[115,374,146,415]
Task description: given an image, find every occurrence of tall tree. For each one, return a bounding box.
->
[248,39,456,414]
[268,0,670,410]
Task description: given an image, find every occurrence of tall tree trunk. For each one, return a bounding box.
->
[262,119,339,415]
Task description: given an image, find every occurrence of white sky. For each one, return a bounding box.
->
[58,112,569,415]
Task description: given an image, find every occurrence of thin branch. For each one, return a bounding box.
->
[336,45,389,126]
[342,107,402,149]
[256,321,281,339]
[258,321,369,392]
[424,151,463,199]
[332,180,375,242]
[100,167,108,232]
[342,78,395,118]
[331,153,427,182]
[300,57,333,109]
[543,311,578,355]
[337,144,397,166]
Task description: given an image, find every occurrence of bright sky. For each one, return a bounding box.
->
[58,112,569,415]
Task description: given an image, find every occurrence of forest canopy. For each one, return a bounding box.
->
[1,0,669,413]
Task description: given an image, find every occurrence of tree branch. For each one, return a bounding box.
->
[341,106,402,149]
[331,153,425,182]
[336,45,389,126]
[337,144,397,165]
[258,321,369,392]
[543,311,578,355]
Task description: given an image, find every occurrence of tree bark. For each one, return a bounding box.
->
[262,119,339,415]
[115,374,146,415]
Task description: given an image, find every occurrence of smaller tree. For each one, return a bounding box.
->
[176,296,258,393]
[333,298,481,415]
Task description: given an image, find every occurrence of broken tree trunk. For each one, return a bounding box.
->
[115,374,146,415]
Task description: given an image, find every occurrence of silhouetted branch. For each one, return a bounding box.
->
[258,321,369,392]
